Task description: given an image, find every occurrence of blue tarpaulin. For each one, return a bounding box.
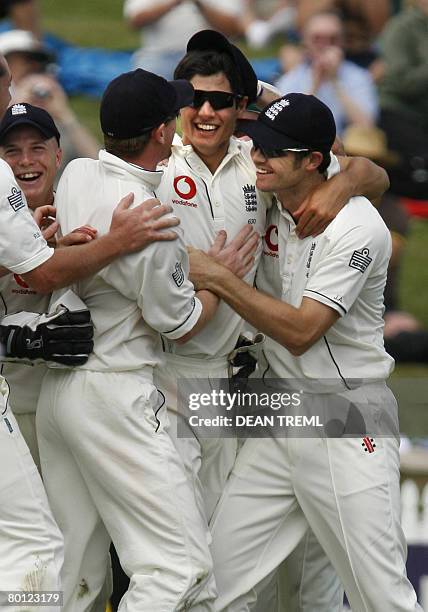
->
[0,24,281,97]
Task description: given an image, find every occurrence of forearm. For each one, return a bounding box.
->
[255,80,282,108]
[337,155,389,204]
[21,232,126,294]
[203,269,310,354]
[332,82,374,127]
[176,290,220,343]
[128,0,179,28]
[194,0,244,36]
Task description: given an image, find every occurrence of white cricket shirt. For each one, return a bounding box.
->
[0,158,53,398]
[156,136,273,358]
[256,195,394,390]
[53,150,202,375]
[0,159,53,274]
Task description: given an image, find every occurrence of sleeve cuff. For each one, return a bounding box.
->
[162,296,203,340]
[304,289,347,316]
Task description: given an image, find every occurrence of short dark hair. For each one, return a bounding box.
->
[317,150,331,174]
[104,132,151,158]
[174,50,244,96]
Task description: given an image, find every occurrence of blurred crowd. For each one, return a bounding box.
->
[0,0,427,362]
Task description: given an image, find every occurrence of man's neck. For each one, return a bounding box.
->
[276,174,325,215]
[30,191,55,211]
[182,135,229,175]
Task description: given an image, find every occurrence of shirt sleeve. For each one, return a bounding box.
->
[99,226,202,340]
[303,202,391,316]
[0,161,53,274]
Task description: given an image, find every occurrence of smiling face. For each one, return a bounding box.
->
[0,125,61,209]
[180,72,246,173]
[251,146,307,193]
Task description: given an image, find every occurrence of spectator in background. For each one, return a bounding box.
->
[123,0,244,80]
[378,0,428,200]
[275,11,378,135]
[0,0,40,38]
[241,0,297,50]
[295,0,390,37]
[343,124,428,363]
[0,29,100,180]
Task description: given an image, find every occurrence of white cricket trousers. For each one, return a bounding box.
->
[209,382,421,612]
[0,378,63,611]
[36,368,216,612]
[156,357,344,612]
[154,353,238,523]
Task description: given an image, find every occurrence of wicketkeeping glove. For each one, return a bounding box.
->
[228,333,266,380]
[0,290,94,366]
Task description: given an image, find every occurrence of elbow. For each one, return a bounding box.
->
[287,340,309,357]
[282,329,315,356]
[23,267,58,295]
[33,275,57,295]
[175,330,193,345]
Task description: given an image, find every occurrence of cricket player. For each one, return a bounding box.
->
[35,68,244,612]
[188,93,422,611]
[0,55,179,604]
[0,103,69,469]
[155,27,389,513]
[153,29,390,612]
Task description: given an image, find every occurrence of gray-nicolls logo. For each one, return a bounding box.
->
[243,184,257,212]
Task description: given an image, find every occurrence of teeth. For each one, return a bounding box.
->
[18,172,41,180]
[196,124,217,131]
[257,169,270,174]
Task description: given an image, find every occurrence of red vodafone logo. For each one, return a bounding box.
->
[14,274,29,289]
[265,224,278,252]
[173,176,197,200]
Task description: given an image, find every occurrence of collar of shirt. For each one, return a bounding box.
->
[170,134,244,178]
[99,149,164,190]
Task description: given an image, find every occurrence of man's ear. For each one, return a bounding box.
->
[236,95,249,118]
[152,123,165,144]
[307,151,324,171]
[55,146,63,170]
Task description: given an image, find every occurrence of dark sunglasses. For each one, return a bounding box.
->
[252,141,310,159]
[191,90,242,111]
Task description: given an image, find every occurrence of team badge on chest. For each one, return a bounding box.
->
[243,184,257,212]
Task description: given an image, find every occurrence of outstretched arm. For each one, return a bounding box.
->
[189,248,338,355]
[21,195,180,294]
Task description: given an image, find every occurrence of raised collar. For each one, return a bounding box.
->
[99,149,163,190]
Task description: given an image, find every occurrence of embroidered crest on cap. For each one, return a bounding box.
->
[349,248,372,273]
[265,98,290,121]
[172,262,184,287]
[11,104,27,116]
[7,186,25,212]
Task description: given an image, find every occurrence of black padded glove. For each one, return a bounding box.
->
[0,294,94,366]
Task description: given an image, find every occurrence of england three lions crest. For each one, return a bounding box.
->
[243,184,257,213]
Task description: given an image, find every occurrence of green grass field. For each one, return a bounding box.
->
[39,1,428,437]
